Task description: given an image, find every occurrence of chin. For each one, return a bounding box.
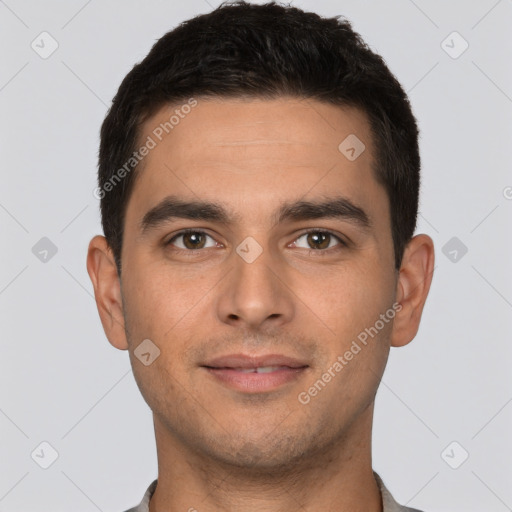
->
[199,428,322,474]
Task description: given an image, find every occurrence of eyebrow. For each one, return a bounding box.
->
[139,194,371,235]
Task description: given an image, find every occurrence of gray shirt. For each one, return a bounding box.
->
[124,471,423,511]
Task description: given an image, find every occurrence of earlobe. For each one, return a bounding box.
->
[391,234,435,348]
[86,235,129,350]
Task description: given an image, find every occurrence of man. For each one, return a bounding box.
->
[86,2,434,511]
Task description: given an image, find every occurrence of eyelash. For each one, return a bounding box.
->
[165,228,347,256]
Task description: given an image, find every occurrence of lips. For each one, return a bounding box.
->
[202,353,309,370]
[202,354,309,393]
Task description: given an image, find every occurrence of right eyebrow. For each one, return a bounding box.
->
[139,196,238,235]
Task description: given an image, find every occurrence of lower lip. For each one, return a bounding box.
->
[203,367,308,393]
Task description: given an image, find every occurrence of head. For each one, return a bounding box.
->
[87,1,434,473]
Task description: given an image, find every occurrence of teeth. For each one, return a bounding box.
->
[237,366,282,373]
[256,366,281,373]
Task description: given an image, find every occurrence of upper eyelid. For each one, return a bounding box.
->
[166,229,218,246]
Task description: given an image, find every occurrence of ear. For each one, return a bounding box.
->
[86,235,129,350]
[391,234,435,348]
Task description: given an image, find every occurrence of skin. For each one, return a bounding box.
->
[87,97,434,512]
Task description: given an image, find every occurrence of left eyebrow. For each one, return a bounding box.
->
[275,197,371,229]
[138,194,371,236]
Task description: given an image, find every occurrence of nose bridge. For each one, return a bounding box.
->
[216,235,294,329]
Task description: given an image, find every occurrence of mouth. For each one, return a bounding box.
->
[216,365,296,373]
[201,354,309,393]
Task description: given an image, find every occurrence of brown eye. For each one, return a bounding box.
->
[293,230,345,251]
[307,232,330,250]
[167,230,216,250]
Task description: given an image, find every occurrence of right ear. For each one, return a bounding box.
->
[86,235,129,350]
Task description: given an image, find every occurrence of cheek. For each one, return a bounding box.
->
[122,264,220,374]
[122,272,193,409]
[123,263,192,329]
[314,263,394,339]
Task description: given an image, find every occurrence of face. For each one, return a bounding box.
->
[92,97,414,470]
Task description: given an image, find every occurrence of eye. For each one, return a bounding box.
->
[166,229,219,250]
[292,229,346,252]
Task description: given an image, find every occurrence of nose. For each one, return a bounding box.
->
[214,238,295,331]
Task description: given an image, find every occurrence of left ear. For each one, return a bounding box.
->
[391,234,435,347]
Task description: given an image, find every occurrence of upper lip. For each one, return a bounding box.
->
[202,354,309,369]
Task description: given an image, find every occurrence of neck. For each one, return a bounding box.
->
[148,405,382,512]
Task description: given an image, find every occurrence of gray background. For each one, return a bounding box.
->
[1,0,511,510]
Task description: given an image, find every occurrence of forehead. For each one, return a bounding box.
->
[137,97,374,167]
[125,97,387,231]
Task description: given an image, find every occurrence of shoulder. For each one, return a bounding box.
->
[121,480,158,512]
[373,471,425,512]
